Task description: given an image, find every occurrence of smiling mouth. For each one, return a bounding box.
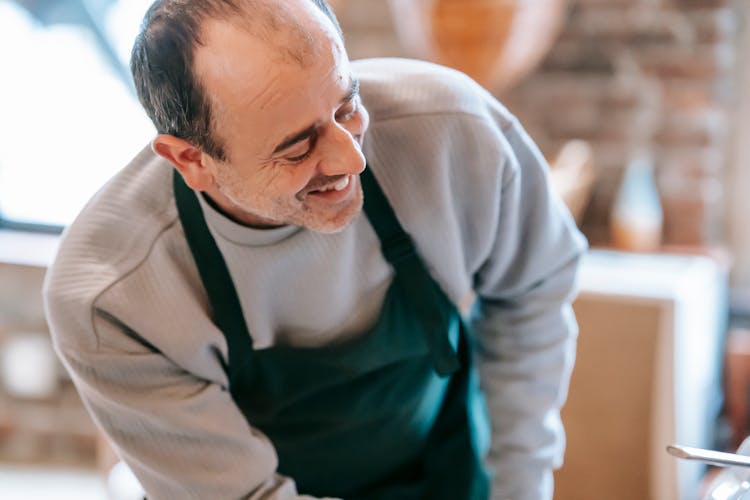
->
[303,174,356,203]
[310,176,350,194]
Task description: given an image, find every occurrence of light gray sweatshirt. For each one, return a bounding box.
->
[44,58,587,500]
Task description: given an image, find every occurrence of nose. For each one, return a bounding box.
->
[317,121,366,177]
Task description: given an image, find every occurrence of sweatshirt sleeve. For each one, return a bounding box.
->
[469,109,587,500]
[46,303,336,500]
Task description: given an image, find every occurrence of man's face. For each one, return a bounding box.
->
[194,9,369,233]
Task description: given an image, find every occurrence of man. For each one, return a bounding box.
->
[43,0,587,498]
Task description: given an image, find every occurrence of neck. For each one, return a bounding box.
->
[201,186,285,230]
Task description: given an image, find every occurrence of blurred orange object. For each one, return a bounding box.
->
[390,0,569,91]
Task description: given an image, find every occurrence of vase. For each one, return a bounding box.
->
[610,151,663,252]
[389,0,568,91]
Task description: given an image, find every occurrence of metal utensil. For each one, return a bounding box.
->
[667,444,750,468]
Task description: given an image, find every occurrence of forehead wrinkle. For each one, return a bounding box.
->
[269,21,321,68]
[196,0,346,153]
[245,28,327,112]
[251,71,284,111]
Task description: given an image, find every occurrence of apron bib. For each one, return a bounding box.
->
[174,168,491,499]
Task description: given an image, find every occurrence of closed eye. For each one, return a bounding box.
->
[286,149,312,163]
[284,134,318,163]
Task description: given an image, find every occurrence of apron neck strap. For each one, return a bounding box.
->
[361,167,417,267]
[173,171,254,356]
[361,167,460,375]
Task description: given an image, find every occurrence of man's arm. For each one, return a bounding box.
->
[470,113,587,500]
[48,309,333,500]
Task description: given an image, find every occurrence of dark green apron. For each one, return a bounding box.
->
[174,167,491,499]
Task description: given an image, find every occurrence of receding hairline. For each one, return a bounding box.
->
[194,0,340,58]
[194,1,346,161]
[131,0,343,160]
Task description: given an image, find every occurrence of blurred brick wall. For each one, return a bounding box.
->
[336,0,744,247]
[0,264,97,467]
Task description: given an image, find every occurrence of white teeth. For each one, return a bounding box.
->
[313,176,350,194]
[333,176,350,191]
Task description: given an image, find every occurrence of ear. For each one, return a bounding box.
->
[152,134,215,191]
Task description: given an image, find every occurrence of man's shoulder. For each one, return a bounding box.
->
[57,145,177,265]
[353,58,509,125]
[43,146,179,345]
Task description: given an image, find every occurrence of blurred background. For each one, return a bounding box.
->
[0,0,748,498]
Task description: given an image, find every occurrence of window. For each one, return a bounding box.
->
[0,0,156,231]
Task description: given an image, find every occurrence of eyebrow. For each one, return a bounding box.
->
[272,78,361,155]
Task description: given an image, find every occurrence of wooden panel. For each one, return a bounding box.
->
[555,297,662,500]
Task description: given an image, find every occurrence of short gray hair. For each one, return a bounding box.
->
[131,0,341,161]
